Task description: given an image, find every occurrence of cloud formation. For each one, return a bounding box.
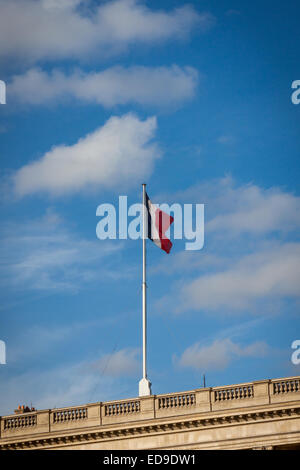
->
[206,179,300,236]
[164,176,300,237]
[91,348,140,377]
[177,339,270,371]
[155,178,300,315]
[0,346,140,414]
[13,113,160,196]
[0,210,122,292]
[0,360,115,415]
[9,65,198,107]
[179,242,300,312]
[0,0,214,64]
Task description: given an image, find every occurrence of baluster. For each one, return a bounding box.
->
[291,381,295,392]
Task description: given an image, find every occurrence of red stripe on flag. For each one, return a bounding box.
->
[155,208,174,254]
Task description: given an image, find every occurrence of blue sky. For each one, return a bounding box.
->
[0,0,299,415]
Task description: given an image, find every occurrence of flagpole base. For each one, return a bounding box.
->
[139,377,152,397]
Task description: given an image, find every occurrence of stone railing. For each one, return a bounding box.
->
[104,400,140,417]
[1,375,299,440]
[158,392,195,409]
[53,407,88,423]
[4,413,37,430]
[214,384,254,402]
[273,378,300,394]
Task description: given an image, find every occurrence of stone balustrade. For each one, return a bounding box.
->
[4,413,37,430]
[1,375,299,440]
[53,407,88,423]
[273,378,300,394]
[158,392,196,410]
[104,400,140,417]
[214,384,254,402]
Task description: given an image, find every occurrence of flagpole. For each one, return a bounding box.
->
[142,183,147,380]
[139,183,152,397]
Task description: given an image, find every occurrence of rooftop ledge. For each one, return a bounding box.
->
[1,375,300,440]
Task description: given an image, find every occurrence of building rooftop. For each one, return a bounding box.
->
[1,375,300,450]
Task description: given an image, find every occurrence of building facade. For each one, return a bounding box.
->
[1,375,300,450]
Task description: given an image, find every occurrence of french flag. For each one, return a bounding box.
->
[146,193,174,254]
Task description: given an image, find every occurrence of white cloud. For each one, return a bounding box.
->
[13,113,160,197]
[217,135,236,145]
[8,320,102,363]
[0,360,115,415]
[9,65,198,107]
[159,176,300,237]
[0,210,122,292]
[206,179,300,236]
[91,348,140,377]
[176,339,270,371]
[0,347,140,414]
[179,242,300,312]
[154,178,300,315]
[0,0,214,64]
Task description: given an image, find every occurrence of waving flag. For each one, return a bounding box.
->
[145,192,174,254]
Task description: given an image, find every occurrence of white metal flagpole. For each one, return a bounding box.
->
[139,183,152,397]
